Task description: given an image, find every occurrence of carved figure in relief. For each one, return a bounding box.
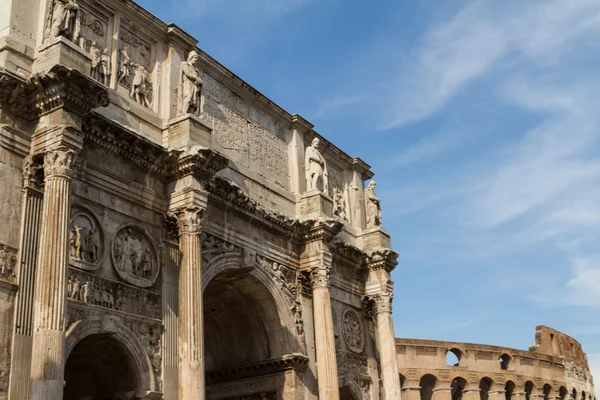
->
[71,277,81,300]
[342,309,365,353]
[82,280,92,303]
[113,226,158,288]
[98,48,111,86]
[365,180,382,228]
[130,64,152,108]
[305,138,328,193]
[70,215,101,266]
[177,51,203,116]
[333,187,348,221]
[117,46,132,85]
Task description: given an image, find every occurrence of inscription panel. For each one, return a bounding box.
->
[202,74,290,189]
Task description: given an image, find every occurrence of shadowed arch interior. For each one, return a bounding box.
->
[204,269,290,371]
[420,374,437,400]
[64,333,138,400]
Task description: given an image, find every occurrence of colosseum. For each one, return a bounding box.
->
[0,0,595,399]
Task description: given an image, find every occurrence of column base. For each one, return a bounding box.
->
[31,329,66,400]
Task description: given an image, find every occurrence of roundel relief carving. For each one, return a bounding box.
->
[111,224,159,288]
[342,308,365,353]
[69,208,103,271]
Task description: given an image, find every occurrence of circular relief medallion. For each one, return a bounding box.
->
[111,224,159,288]
[342,308,365,354]
[69,208,104,271]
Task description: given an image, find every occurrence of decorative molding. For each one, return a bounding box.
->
[366,248,398,272]
[299,218,343,245]
[330,238,367,270]
[206,354,309,385]
[30,65,109,116]
[309,264,331,289]
[170,146,228,180]
[337,350,368,376]
[171,206,204,235]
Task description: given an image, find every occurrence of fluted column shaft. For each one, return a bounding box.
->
[373,292,401,400]
[30,149,76,400]
[177,207,205,400]
[311,252,340,400]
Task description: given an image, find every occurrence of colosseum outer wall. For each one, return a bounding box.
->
[396,326,594,400]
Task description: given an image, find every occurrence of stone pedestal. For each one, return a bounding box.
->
[373,292,401,400]
[30,148,76,400]
[432,387,453,400]
[488,390,507,400]
[32,37,92,75]
[175,206,205,400]
[402,385,421,400]
[362,227,392,249]
[310,254,339,400]
[299,189,333,219]
[166,113,212,149]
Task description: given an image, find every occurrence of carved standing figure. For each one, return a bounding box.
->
[71,278,81,300]
[365,180,382,228]
[89,41,101,81]
[118,46,131,85]
[49,0,80,40]
[333,187,348,221]
[305,138,328,192]
[98,48,111,86]
[130,64,152,108]
[177,51,203,116]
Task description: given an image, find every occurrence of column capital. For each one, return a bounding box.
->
[309,264,331,289]
[43,147,77,179]
[169,206,205,235]
[369,290,393,314]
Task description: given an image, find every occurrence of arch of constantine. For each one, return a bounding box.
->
[0,0,594,399]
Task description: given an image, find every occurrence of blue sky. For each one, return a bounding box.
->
[137,0,600,387]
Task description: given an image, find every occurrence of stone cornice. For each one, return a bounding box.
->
[299,218,343,245]
[82,113,173,176]
[170,147,228,180]
[205,176,301,239]
[0,67,35,119]
[329,239,367,270]
[30,65,109,116]
[206,354,309,385]
[367,248,399,272]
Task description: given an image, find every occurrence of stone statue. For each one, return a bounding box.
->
[130,64,152,108]
[365,180,382,228]
[117,46,131,85]
[177,51,203,116]
[89,41,101,81]
[49,0,80,40]
[305,138,328,192]
[98,48,111,86]
[333,187,347,221]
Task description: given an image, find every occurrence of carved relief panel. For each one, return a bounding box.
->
[111,224,159,288]
[342,308,365,354]
[69,206,104,271]
[329,166,349,222]
[0,244,17,283]
[117,27,154,109]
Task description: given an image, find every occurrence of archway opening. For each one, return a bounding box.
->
[559,387,567,400]
[447,348,462,366]
[544,384,552,400]
[451,377,466,400]
[64,333,138,400]
[480,378,493,400]
[572,389,578,400]
[505,381,516,400]
[500,354,511,370]
[204,269,291,372]
[525,381,534,400]
[340,386,358,400]
[420,374,437,400]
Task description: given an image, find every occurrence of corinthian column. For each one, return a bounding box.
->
[175,206,205,400]
[310,252,340,400]
[373,291,401,400]
[30,148,76,400]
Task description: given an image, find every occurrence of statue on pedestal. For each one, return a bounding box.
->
[49,0,80,41]
[305,138,328,193]
[365,180,382,228]
[177,51,203,116]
